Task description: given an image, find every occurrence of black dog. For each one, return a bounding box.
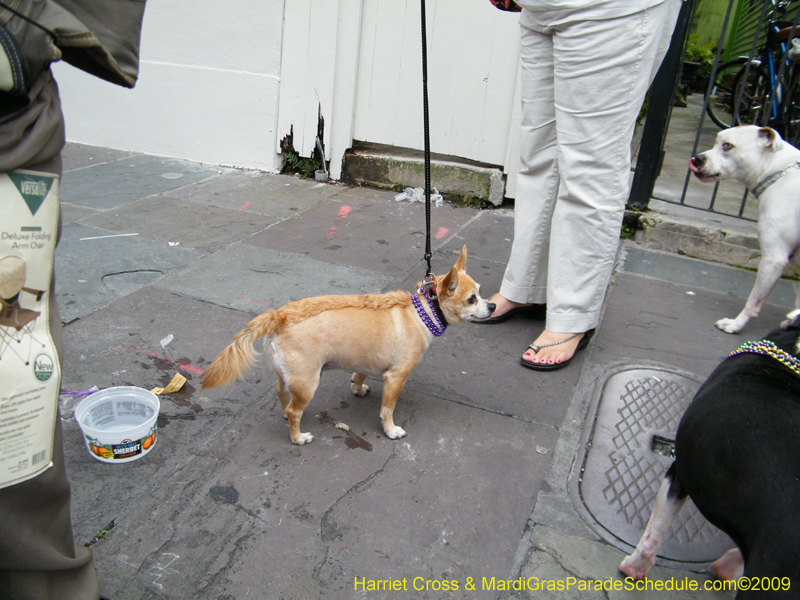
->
[619,314,800,595]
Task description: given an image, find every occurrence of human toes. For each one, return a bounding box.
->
[522,348,548,365]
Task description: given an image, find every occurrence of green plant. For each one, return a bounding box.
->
[280,131,322,178]
[684,36,716,78]
[620,208,645,239]
[448,193,492,210]
[282,150,321,179]
[85,520,116,547]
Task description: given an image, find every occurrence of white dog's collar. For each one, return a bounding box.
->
[751,161,800,199]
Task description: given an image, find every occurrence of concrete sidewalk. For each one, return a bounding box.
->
[53,140,793,600]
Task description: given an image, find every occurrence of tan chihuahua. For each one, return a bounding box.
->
[201,246,495,444]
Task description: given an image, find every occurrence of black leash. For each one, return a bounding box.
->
[420,0,433,279]
[415,0,448,327]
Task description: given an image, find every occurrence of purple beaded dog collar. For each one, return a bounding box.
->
[411,287,447,337]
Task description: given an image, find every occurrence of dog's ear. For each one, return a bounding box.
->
[454,245,467,271]
[439,266,459,297]
[758,127,781,151]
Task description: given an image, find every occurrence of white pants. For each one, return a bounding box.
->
[500,0,681,334]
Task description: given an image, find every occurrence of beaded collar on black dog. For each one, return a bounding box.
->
[726,339,800,378]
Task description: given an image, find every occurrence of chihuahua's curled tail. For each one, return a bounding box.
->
[201,292,410,391]
[200,311,281,390]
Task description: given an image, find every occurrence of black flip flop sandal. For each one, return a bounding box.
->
[520,329,595,371]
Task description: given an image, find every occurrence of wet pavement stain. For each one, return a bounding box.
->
[319,411,373,451]
[338,435,373,452]
[121,347,206,377]
[209,485,239,505]
[290,503,313,521]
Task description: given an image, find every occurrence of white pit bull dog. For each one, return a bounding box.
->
[689,125,800,334]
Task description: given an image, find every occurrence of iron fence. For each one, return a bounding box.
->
[630,0,800,221]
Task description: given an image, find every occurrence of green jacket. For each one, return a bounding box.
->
[1,0,146,90]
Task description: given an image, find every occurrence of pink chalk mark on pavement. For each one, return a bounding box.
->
[435,227,449,239]
[328,205,352,238]
[236,202,252,211]
[122,347,206,376]
[235,296,271,308]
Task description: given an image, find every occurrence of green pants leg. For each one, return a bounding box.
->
[0,70,100,600]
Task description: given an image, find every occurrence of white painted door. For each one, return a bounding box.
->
[279,0,522,196]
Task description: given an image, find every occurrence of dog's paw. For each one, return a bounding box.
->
[384,425,407,439]
[618,554,653,580]
[715,318,742,334]
[782,309,800,328]
[711,548,744,581]
[351,383,370,397]
[291,432,314,445]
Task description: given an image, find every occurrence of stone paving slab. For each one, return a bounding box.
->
[87,383,557,600]
[62,143,138,172]
[163,170,342,217]
[609,260,791,376]
[624,246,796,307]
[79,194,277,254]
[441,208,516,267]
[152,244,396,316]
[61,202,102,225]
[61,154,225,210]
[246,187,479,277]
[59,288,262,544]
[55,223,202,323]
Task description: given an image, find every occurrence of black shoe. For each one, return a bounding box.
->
[479,303,546,324]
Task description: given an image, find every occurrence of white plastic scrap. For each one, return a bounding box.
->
[394,187,444,207]
[789,38,800,61]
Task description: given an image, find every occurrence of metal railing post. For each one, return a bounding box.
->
[628,0,696,209]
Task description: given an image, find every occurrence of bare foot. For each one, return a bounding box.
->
[522,329,586,367]
[488,294,532,319]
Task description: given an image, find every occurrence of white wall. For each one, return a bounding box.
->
[50,0,524,195]
[52,0,286,172]
[353,0,520,164]
[277,0,522,191]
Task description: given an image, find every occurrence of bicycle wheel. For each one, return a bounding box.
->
[731,63,772,127]
[785,68,800,145]
[706,59,749,128]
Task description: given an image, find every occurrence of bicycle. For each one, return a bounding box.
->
[705,0,800,144]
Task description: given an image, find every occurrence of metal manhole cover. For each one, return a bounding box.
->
[571,367,734,567]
